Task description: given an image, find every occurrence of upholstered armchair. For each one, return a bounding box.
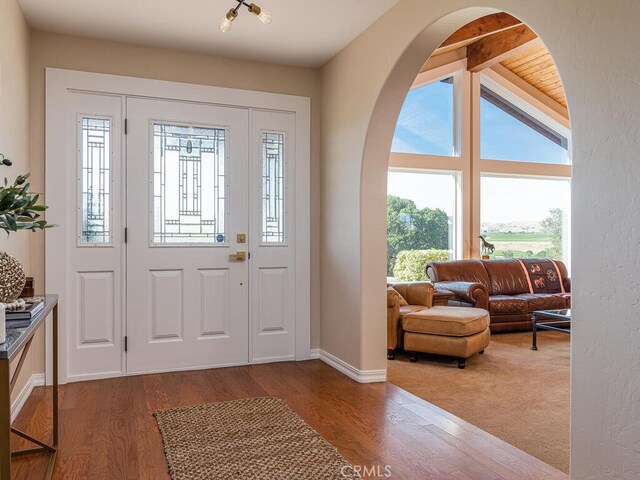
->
[386,282,434,359]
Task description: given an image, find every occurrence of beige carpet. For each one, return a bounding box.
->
[154,397,362,480]
[388,331,570,473]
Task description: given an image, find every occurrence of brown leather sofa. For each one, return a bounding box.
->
[426,259,570,332]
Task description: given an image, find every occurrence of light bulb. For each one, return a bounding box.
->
[257,9,272,25]
[249,4,272,25]
[220,9,237,33]
[220,17,233,32]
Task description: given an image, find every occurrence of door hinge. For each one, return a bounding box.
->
[124,118,128,135]
[124,336,128,352]
[124,227,128,243]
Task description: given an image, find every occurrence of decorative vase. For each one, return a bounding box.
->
[0,251,26,303]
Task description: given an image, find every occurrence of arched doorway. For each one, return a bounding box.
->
[382,13,572,472]
[320,2,640,478]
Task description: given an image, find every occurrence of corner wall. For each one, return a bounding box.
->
[320,1,640,478]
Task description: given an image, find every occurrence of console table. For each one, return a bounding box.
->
[0,294,58,479]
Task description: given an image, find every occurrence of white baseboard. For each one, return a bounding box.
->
[309,348,320,359]
[318,349,387,383]
[11,373,45,422]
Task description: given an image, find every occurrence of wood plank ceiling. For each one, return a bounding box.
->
[430,13,566,107]
[500,44,566,107]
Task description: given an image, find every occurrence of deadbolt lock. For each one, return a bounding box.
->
[237,233,246,243]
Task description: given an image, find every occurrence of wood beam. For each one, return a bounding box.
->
[439,13,522,50]
[466,25,541,72]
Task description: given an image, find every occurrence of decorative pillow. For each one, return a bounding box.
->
[387,286,408,306]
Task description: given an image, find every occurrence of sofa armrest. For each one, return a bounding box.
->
[433,281,489,310]
[389,281,434,308]
[386,287,401,350]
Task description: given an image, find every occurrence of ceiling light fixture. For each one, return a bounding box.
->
[220,1,272,33]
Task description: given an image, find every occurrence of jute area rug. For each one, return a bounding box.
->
[154,397,361,480]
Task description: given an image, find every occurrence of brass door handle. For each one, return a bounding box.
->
[228,251,247,261]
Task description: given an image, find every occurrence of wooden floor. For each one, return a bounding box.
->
[10,360,568,479]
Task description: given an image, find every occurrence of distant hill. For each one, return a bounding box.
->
[481,221,542,234]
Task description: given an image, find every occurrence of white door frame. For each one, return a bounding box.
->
[45,68,311,384]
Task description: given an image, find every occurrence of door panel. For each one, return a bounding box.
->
[65,92,124,380]
[250,111,297,362]
[126,98,249,374]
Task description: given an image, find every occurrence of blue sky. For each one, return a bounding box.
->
[391,80,569,165]
[391,79,454,156]
[389,80,571,224]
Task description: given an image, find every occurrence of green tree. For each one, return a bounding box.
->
[387,195,449,276]
[540,208,564,259]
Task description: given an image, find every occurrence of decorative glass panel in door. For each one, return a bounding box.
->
[80,117,112,245]
[261,132,286,244]
[152,123,227,244]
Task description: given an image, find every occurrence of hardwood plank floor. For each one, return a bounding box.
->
[9,360,568,479]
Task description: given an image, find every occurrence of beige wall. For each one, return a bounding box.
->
[29,30,322,354]
[0,0,42,404]
[321,1,640,478]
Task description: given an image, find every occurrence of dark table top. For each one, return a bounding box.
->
[0,294,58,360]
[532,308,571,320]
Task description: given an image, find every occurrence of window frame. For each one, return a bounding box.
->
[387,167,463,262]
[479,73,571,165]
[479,172,572,266]
[388,52,572,264]
[392,60,465,158]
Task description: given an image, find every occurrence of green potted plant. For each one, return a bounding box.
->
[0,153,53,303]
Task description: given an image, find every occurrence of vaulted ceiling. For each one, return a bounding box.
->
[431,13,566,108]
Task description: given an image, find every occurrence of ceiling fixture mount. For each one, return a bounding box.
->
[220,1,272,33]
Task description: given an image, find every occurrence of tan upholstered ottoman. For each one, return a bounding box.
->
[402,306,490,369]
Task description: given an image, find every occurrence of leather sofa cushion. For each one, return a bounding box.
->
[515,293,567,312]
[399,305,428,317]
[489,295,528,314]
[482,259,530,295]
[426,260,490,286]
[402,307,489,337]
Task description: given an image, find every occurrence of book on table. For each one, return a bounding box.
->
[5,297,45,328]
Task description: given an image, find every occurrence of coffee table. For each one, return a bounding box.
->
[531,309,571,350]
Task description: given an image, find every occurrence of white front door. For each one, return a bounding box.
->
[46,70,310,383]
[126,98,250,374]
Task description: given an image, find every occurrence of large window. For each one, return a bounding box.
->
[391,77,455,156]
[388,61,571,268]
[387,170,459,280]
[480,83,569,165]
[480,176,570,264]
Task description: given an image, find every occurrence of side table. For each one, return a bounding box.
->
[0,294,58,479]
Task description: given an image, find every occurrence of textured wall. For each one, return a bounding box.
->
[321,1,640,478]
